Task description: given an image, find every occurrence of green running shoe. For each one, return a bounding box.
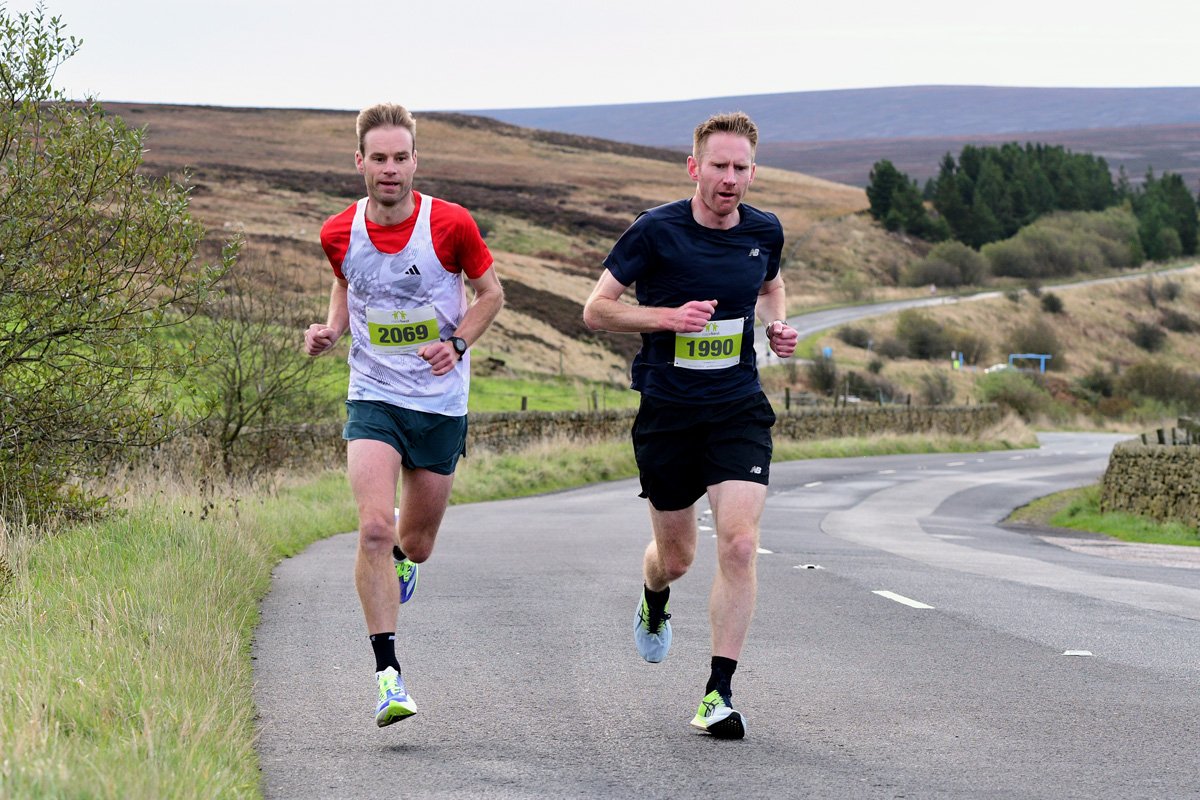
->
[393,508,417,604]
[394,548,418,604]
[375,667,417,727]
[633,590,672,663]
[690,689,745,739]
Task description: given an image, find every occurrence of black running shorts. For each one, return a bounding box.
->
[631,392,776,511]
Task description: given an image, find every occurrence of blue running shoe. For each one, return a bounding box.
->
[394,548,419,604]
[375,667,417,727]
[633,589,672,663]
[393,508,418,604]
[690,689,745,739]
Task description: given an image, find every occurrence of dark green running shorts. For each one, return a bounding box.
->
[343,400,467,475]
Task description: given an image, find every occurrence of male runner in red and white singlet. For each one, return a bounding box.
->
[304,103,503,728]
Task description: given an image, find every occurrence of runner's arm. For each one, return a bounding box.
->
[418,266,504,376]
[304,278,349,356]
[756,273,797,358]
[455,267,504,346]
[583,269,715,334]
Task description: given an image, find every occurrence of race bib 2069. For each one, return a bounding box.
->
[366,305,439,354]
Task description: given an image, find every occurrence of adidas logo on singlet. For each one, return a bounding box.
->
[403,264,420,276]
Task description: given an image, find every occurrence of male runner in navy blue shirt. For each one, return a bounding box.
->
[583,111,798,739]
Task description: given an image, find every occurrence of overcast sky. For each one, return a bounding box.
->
[12,0,1200,112]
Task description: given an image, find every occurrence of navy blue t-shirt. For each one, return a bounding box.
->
[603,199,784,404]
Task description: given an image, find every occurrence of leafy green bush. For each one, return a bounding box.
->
[902,256,962,289]
[1160,308,1197,333]
[982,207,1141,280]
[919,371,956,405]
[903,240,989,288]
[876,338,907,359]
[806,355,838,395]
[1,8,230,519]
[1040,292,1065,314]
[976,371,1050,420]
[1129,321,1167,352]
[895,311,951,359]
[1075,367,1115,401]
[836,325,873,349]
[1117,360,1200,410]
[1006,319,1067,371]
[889,312,988,364]
[846,370,900,403]
[946,326,990,365]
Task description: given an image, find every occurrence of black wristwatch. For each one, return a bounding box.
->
[448,336,468,359]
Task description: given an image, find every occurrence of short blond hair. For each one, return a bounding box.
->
[693,111,758,159]
[356,103,416,155]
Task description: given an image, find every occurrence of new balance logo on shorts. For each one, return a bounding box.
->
[749,465,762,474]
[749,248,760,257]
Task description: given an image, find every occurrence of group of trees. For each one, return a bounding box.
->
[868,143,1200,270]
[2,8,331,521]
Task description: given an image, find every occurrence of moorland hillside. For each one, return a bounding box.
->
[112,102,917,384]
[467,86,1200,188]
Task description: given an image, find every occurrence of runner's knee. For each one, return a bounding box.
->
[658,545,695,581]
[397,530,434,564]
[357,516,394,555]
[717,530,758,571]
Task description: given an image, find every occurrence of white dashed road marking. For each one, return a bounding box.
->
[873,590,935,609]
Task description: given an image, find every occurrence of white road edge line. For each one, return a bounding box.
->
[873,590,935,609]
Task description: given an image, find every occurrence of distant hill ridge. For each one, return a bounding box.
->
[459,85,1200,146]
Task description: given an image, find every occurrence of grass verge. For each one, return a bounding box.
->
[1009,483,1200,546]
[0,471,358,799]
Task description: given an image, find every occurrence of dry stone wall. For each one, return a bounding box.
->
[468,404,1005,453]
[1101,439,1200,529]
[156,405,1007,477]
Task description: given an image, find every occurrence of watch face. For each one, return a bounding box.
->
[452,337,467,355]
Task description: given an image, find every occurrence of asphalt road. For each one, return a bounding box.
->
[254,432,1200,799]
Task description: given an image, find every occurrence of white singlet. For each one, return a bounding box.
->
[342,196,470,415]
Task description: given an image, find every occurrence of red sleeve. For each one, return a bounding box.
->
[429,198,494,279]
[319,203,357,280]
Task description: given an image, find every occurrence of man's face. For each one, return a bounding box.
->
[355,125,417,208]
[688,132,755,223]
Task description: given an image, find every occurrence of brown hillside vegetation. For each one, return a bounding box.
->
[109,102,909,383]
[812,267,1200,415]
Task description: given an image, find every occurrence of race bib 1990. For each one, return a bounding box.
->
[674,317,743,370]
[366,305,439,354]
